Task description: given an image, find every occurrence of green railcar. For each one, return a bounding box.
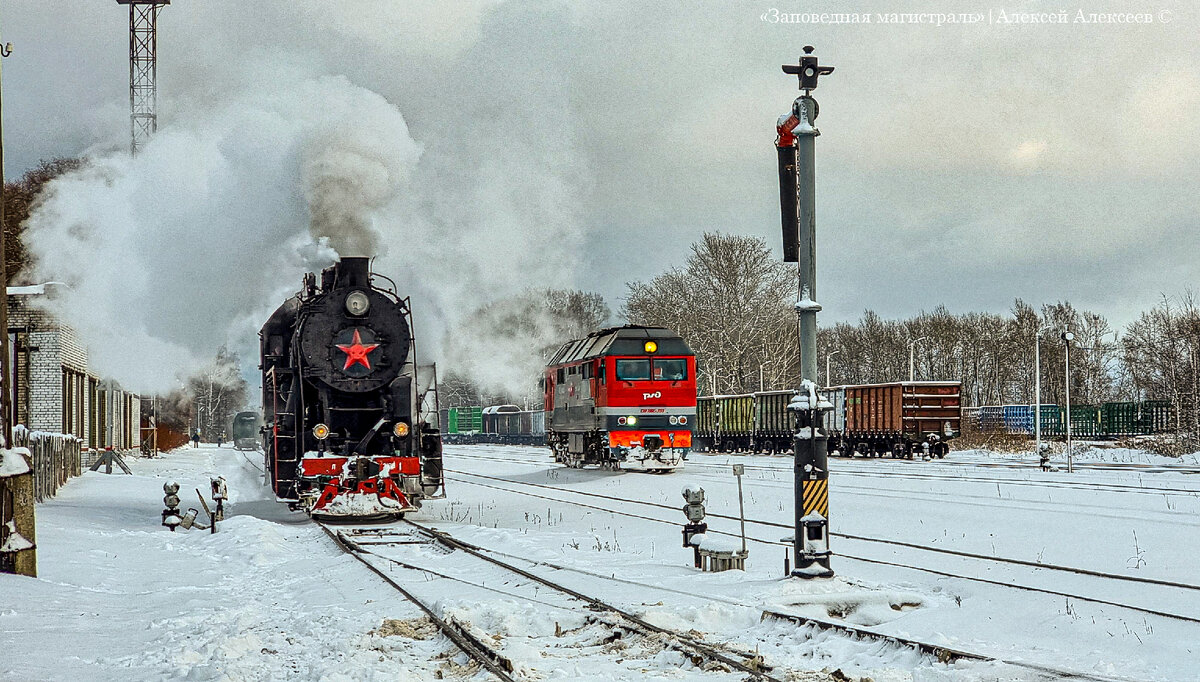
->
[1068,405,1100,438]
[696,397,718,437]
[1140,400,1173,433]
[447,406,482,436]
[1100,400,1173,436]
[1037,405,1065,437]
[1101,402,1140,436]
[716,394,754,435]
[754,391,795,434]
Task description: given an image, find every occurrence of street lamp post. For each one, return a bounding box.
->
[825,350,841,388]
[1033,327,1053,463]
[908,337,928,382]
[1061,330,1075,473]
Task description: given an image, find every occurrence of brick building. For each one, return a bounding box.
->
[6,284,140,450]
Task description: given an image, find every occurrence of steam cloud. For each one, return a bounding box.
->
[23,61,587,398]
[22,74,422,393]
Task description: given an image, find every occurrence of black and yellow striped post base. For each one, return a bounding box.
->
[791,405,833,579]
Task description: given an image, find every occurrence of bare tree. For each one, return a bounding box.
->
[624,233,795,395]
[186,346,249,442]
[442,288,611,407]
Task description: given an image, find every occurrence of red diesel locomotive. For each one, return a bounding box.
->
[544,325,696,472]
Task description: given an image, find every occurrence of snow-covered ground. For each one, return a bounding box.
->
[3,443,1198,680]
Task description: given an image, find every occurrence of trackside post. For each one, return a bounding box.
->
[778,47,835,578]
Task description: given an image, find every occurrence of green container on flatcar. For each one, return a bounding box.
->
[716,394,754,435]
[1101,400,1173,435]
[447,408,460,434]
[464,406,482,432]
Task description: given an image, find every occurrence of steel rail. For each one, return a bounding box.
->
[402,518,786,682]
[443,470,1200,624]
[445,448,1200,496]
[316,522,519,682]
[447,467,1200,592]
[399,514,1137,682]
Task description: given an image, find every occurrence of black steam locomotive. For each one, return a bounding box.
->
[259,257,444,521]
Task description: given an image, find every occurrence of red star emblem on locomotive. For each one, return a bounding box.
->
[336,328,380,371]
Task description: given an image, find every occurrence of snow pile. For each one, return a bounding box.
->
[0,520,33,552]
[0,448,30,477]
[317,491,404,516]
[0,447,450,681]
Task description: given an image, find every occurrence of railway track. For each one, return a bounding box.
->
[442,467,1200,626]
[321,515,1139,682]
[446,447,1200,497]
[318,519,799,681]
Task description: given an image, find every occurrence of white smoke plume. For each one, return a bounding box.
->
[22,48,590,397]
[23,74,422,393]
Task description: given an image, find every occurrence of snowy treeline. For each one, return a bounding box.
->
[623,233,1199,435]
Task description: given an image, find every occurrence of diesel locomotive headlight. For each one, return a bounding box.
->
[669,415,678,425]
[313,423,330,440]
[393,421,410,437]
[627,416,638,426]
[345,291,370,316]
[644,341,658,353]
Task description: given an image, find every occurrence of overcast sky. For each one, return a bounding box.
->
[4,1,1197,333]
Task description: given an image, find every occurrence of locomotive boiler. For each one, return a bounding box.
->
[259,257,444,521]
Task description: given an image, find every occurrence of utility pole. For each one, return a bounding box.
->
[908,336,927,382]
[117,0,169,155]
[1062,330,1074,473]
[825,349,840,388]
[777,46,835,579]
[0,23,12,449]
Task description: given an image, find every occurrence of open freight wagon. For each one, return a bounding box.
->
[825,381,961,458]
[970,400,1172,438]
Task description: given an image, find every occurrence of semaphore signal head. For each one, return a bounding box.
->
[782,45,834,93]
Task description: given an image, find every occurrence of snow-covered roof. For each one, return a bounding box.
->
[7,281,68,296]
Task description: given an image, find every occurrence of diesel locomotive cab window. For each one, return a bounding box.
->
[653,359,688,381]
[615,359,651,381]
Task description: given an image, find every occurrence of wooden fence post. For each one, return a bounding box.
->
[0,449,37,578]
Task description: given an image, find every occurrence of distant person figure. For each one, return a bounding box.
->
[192,432,201,448]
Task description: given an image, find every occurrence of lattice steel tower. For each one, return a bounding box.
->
[117,0,169,154]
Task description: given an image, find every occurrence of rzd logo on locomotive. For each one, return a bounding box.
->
[642,391,662,400]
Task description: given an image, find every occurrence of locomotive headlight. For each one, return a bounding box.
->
[669,415,678,425]
[627,416,638,426]
[644,341,658,353]
[313,423,330,440]
[393,421,410,437]
[345,291,370,316]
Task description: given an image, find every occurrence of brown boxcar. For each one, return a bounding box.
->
[834,381,961,458]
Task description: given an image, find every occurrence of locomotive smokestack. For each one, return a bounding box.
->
[335,257,371,289]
